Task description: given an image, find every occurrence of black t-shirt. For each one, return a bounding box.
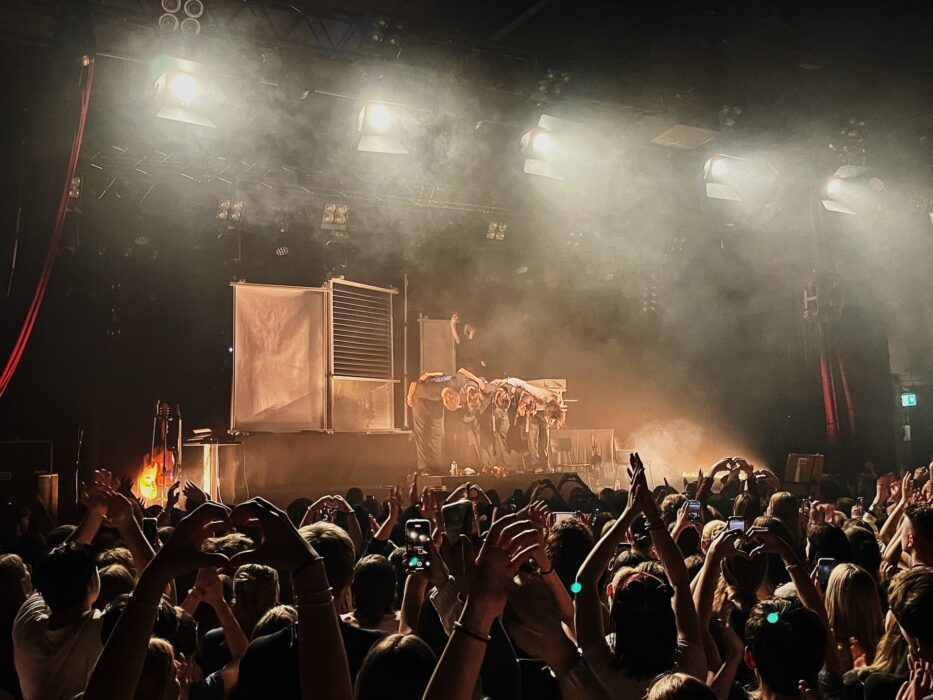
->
[232,619,385,699]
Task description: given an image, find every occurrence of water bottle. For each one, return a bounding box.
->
[450,460,458,476]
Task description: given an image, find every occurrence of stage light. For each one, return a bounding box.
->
[68,176,81,200]
[134,236,150,247]
[709,157,728,179]
[703,154,779,203]
[485,222,507,241]
[367,104,391,131]
[357,102,409,155]
[217,200,244,222]
[820,165,885,215]
[162,0,182,12]
[158,13,179,31]
[322,202,350,231]
[183,0,204,18]
[168,73,197,103]
[274,246,289,257]
[153,57,221,128]
[901,392,918,407]
[180,18,201,35]
[520,114,582,181]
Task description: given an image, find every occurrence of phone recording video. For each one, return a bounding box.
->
[686,500,702,522]
[727,516,745,532]
[405,519,432,573]
[441,499,472,540]
[817,557,836,590]
[553,512,575,525]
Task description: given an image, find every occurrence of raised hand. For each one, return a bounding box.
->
[461,512,539,615]
[101,488,136,530]
[166,481,181,511]
[229,497,319,573]
[193,567,225,608]
[183,481,208,509]
[746,527,794,560]
[149,502,230,581]
[709,527,750,560]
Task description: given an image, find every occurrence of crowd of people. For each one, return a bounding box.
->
[0,454,931,700]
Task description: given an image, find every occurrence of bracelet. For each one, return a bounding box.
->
[296,597,335,608]
[785,562,802,572]
[453,621,492,643]
[292,555,325,578]
[294,586,334,606]
[538,565,554,575]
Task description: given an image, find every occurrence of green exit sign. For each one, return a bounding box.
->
[901,392,918,407]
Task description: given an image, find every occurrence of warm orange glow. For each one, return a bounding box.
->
[138,464,158,501]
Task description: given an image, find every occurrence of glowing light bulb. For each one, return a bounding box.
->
[367,104,391,131]
[169,73,197,103]
[826,178,844,197]
[532,130,552,156]
[709,158,728,179]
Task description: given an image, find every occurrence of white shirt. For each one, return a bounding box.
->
[583,636,707,699]
[12,593,103,700]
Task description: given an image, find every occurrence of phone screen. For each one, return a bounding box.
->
[687,500,702,521]
[727,516,745,532]
[441,500,471,540]
[553,512,575,525]
[405,519,432,573]
[818,558,836,589]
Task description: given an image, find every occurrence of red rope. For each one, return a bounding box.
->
[0,56,95,398]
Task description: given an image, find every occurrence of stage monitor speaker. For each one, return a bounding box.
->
[0,441,53,504]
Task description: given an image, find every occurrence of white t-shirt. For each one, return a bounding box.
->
[12,593,103,700]
[583,635,707,699]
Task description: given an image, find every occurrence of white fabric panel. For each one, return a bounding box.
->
[232,284,327,431]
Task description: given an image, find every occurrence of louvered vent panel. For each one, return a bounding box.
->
[331,283,393,379]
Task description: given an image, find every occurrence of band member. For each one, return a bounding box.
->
[450,313,486,375]
[407,371,466,475]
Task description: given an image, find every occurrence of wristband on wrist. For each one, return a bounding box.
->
[453,621,491,643]
[538,564,554,575]
[294,586,334,606]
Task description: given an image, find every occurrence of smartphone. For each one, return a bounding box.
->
[441,500,472,540]
[142,517,159,546]
[615,542,633,556]
[687,500,702,522]
[405,519,432,573]
[727,516,745,532]
[817,557,836,589]
[553,512,575,525]
[852,497,865,518]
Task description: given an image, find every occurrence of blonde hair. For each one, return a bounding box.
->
[825,563,883,664]
[441,387,461,411]
[135,637,178,700]
[768,491,802,546]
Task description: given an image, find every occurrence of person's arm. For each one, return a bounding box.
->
[450,313,461,345]
[198,567,250,658]
[83,503,231,700]
[103,489,156,574]
[747,527,842,677]
[158,481,180,527]
[229,497,353,700]
[330,496,363,554]
[879,474,912,544]
[574,497,642,651]
[400,537,448,635]
[407,381,418,408]
[633,463,701,647]
[708,618,745,700]
[524,501,575,629]
[457,368,486,389]
[422,513,539,700]
[693,529,747,671]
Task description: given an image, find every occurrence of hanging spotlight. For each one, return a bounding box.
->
[183,0,204,18]
[322,202,350,231]
[520,114,583,180]
[274,246,289,257]
[703,154,779,203]
[357,102,409,155]
[68,176,82,200]
[820,165,885,215]
[153,57,222,128]
[180,17,201,35]
[217,200,245,223]
[485,222,507,241]
[158,13,179,31]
